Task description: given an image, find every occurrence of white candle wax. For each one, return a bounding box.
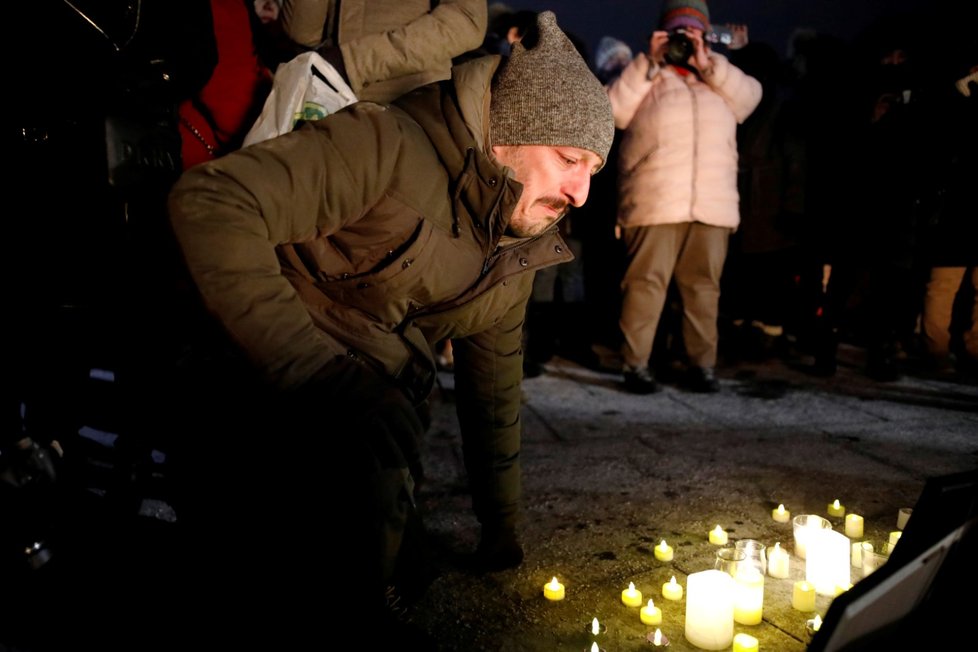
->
[684,569,735,650]
[845,513,864,538]
[768,542,790,578]
[897,507,912,530]
[807,528,851,596]
[733,567,764,625]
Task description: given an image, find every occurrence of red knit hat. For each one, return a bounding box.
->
[660,0,710,32]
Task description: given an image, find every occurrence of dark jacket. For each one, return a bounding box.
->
[168,55,573,527]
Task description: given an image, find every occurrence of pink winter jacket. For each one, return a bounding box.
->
[607,53,762,229]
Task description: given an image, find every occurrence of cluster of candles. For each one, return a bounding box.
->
[542,501,912,650]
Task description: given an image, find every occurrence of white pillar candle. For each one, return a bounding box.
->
[684,569,735,650]
[733,566,764,625]
[897,507,912,530]
[844,513,864,538]
[793,514,831,560]
[768,542,790,578]
[851,541,864,568]
[806,528,851,596]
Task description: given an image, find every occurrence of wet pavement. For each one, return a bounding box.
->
[408,343,977,651]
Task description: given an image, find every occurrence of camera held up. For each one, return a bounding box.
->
[664,29,695,66]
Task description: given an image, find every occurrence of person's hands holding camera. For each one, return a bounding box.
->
[647,30,671,66]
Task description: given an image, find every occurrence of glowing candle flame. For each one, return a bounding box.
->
[591,617,600,636]
[813,614,822,631]
[548,577,559,589]
[591,643,599,652]
[653,629,663,644]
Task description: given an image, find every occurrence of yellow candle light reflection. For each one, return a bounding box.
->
[827,499,846,517]
[654,539,674,562]
[543,576,565,601]
[621,581,643,607]
[709,524,728,545]
[640,598,662,625]
[733,632,759,652]
[662,575,683,601]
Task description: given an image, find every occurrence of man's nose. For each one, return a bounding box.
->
[565,169,591,207]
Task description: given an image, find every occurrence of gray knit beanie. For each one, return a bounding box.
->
[489,11,614,167]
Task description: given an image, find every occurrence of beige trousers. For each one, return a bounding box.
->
[619,222,731,369]
[922,266,978,361]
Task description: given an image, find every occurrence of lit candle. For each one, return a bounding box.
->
[647,628,670,647]
[621,581,643,607]
[772,503,791,523]
[889,530,902,547]
[827,499,846,518]
[640,598,662,625]
[662,575,683,601]
[807,528,851,596]
[844,513,864,538]
[590,617,603,636]
[768,542,790,578]
[733,632,759,652]
[897,507,912,530]
[543,577,565,601]
[806,613,823,635]
[589,643,601,652]
[792,580,816,611]
[733,566,764,625]
[684,569,735,650]
[654,539,674,562]
[709,525,729,545]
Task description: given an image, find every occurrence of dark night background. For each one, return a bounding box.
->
[503,0,971,63]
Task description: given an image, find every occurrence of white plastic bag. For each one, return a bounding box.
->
[243,52,358,147]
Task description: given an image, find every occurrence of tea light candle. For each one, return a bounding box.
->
[897,507,912,530]
[845,513,864,538]
[772,503,791,523]
[640,599,663,625]
[768,542,790,578]
[543,577,565,601]
[792,580,816,611]
[827,499,846,517]
[709,525,728,545]
[654,539,674,562]
[662,575,683,601]
[622,581,643,607]
[733,633,759,652]
[647,628,670,647]
[889,531,902,547]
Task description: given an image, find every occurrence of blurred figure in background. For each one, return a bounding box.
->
[607,0,761,393]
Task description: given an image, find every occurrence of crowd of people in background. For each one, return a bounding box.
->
[4,1,976,649]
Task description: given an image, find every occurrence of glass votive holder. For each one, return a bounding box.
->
[715,546,748,577]
[859,541,891,578]
[735,539,767,576]
[792,514,833,560]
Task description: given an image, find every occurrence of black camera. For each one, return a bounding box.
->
[664,29,694,66]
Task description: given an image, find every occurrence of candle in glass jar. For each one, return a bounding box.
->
[768,541,790,578]
[621,581,643,607]
[709,525,728,545]
[654,539,674,562]
[845,513,864,538]
[663,575,684,601]
[733,566,764,625]
[640,599,662,625]
[772,503,791,523]
[827,499,846,517]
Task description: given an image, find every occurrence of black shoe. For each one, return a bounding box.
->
[473,525,524,572]
[623,365,658,394]
[686,366,720,393]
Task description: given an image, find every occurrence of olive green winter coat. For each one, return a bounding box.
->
[168,55,573,529]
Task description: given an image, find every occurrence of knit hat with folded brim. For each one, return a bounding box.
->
[660,0,710,32]
[489,11,614,167]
